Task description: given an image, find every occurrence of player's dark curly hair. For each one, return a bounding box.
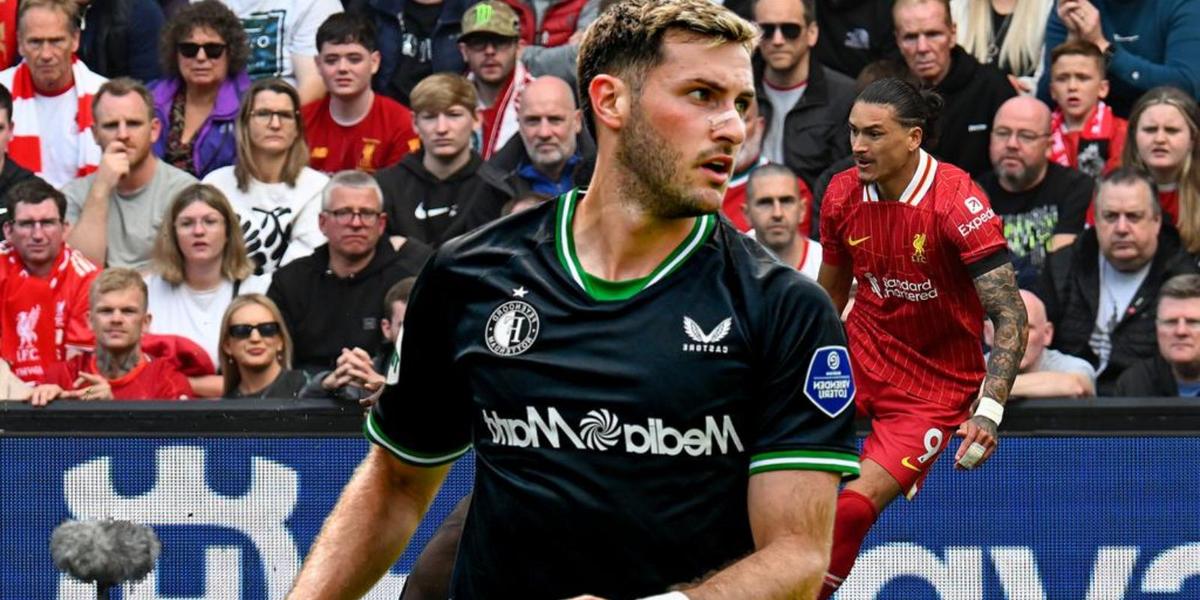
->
[158,0,250,80]
[855,77,944,149]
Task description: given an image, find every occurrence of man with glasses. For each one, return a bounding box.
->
[62,78,197,269]
[979,96,1094,289]
[267,170,430,374]
[0,0,107,188]
[0,178,97,385]
[1040,168,1200,395]
[893,0,1014,178]
[1117,274,1200,397]
[459,0,531,158]
[754,0,855,192]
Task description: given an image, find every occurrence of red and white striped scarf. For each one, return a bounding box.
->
[1049,101,1119,170]
[0,57,105,182]
[474,60,532,159]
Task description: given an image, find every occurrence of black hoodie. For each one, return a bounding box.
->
[267,238,432,373]
[929,47,1016,178]
[375,151,513,247]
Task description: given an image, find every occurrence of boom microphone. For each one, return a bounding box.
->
[50,519,161,599]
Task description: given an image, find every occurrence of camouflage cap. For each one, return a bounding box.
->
[459,1,521,41]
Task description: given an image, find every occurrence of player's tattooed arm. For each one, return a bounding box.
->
[974,263,1028,406]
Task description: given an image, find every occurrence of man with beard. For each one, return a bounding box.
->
[61,78,197,269]
[459,0,531,158]
[489,75,594,197]
[979,96,1094,289]
[289,1,859,598]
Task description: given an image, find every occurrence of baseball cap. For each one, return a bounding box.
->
[459,1,520,41]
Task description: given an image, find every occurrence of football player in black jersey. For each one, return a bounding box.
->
[290,1,859,598]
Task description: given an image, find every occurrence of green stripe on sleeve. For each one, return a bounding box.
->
[363,411,471,466]
[749,449,861,477]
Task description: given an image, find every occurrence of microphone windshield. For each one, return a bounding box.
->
[50,519,161,586]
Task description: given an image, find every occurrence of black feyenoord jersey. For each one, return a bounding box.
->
[367,190,859,598]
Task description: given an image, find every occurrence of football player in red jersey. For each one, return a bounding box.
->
[816,77,1027,598]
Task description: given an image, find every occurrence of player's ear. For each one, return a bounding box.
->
[589,74,628,132]
[1098,78,1110,100]
[907,125,923,153]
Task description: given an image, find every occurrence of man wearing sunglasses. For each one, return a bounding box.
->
[458,0,531,158]
[753,0,856,194]
[267,170,430,374]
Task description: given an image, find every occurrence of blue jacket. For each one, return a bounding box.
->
[149,72,252,180]
[1038,0,1200,116]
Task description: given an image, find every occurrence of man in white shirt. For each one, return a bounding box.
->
[0,0,107,188]
[62,78,197,269]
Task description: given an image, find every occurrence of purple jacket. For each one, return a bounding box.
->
[150,71,250,179]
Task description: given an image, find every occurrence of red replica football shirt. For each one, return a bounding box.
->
[821,150,1007,408]
[303,93,420,174]
[43,352,193,400]
[0,243,98,384]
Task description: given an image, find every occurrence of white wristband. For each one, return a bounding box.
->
[974,396,1004,426]
[639,593,689,600]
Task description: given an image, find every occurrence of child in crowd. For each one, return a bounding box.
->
[1047,40,1126,179]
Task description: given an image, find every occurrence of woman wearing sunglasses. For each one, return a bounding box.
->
[218,294,309,399]
[150,0,251,179]
[146,184,269,396]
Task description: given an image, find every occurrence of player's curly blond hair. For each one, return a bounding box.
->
[577,0,758,135]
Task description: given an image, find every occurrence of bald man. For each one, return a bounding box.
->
[986,290,1096,398]
[978,96,1096,288]
[489,75,594,197]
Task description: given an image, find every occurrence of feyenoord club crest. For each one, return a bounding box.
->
[485,301,540,356]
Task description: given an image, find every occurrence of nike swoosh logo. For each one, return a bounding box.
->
[901,456,922,472]
[414,202,453,220]
[848,236,870,246]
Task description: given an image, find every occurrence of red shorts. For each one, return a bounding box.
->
[857,385,971,500]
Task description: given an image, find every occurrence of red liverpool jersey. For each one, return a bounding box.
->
[0,243,98,384]
[821,150,1007,407]
[43,352,193,400]
[303,94,420,174]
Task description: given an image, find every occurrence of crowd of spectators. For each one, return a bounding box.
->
[1,0,1200,405]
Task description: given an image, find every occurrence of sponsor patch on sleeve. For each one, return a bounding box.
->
[803,346,856,418]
